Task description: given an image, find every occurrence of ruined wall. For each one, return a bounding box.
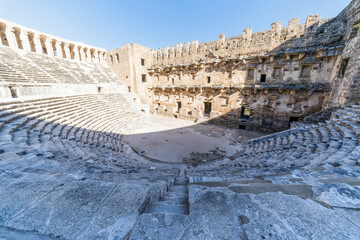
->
[107,1,360,132]
[146,13,346,132]
[323,0,360,108]
[107,43,153,103]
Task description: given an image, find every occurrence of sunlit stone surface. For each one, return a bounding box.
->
[0,1,360,239]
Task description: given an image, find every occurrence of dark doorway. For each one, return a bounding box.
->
[204,102,211,115]
[260,74,266,83]
[97,86,103,93]
[9,87,18,98]
[177,102,182,111]
[239,125,246,130]
[289,116,299,126]
[240,106,250,121]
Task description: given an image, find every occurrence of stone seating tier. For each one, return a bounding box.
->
[0,46,121,84]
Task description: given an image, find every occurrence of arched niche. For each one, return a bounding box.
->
[12,27,23,49]
[0,22,9,46]
[27,32,36,52]
[69,43,75,59]
[39,35,48,54]
[60,42,66,58]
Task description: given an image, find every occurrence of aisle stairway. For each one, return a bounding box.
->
[146,176,189,215]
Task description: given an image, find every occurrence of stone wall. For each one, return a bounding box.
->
[107,0,360,132]
[107,43,153,103]
[323,0,360,108]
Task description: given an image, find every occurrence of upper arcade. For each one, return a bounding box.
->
[0,17,106,64]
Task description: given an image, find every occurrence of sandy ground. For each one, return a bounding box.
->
[123,114,264,163]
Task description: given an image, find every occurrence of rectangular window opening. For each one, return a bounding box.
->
[141,58,145,66]
[247,69,254,79]
[260,74,266,83]
[204,102,212,115]
[300,65,311,78]
[177,102,182,111]
[142,74,146,82]
[349,19,360,40]
[207,76,211,84]
[273,67,281,78]
[240,106,250,121]
[338,58,349,78]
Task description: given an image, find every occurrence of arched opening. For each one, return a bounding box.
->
[40,35,47,54]
[110,55,114,64]
[77,46,82,60]
[12,27,23,49]
[90,48,95,61]
[69,43,75,59]
[0,22,9,46]
[52,39,57,57]
[60,42,66,58]
[27,32,36,52]
[83,47,88,60]
[116,53,119,63]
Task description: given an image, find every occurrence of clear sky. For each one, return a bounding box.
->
[0,0,352,50]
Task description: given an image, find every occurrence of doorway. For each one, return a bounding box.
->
[204,102,211,116]
[177,102,182,111]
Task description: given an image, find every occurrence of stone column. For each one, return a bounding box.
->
[176,43,183,57]
[19,30,31,51]
[33,33,43,54]
[73,45,80,61]
[85,48,91,62]
[79,47,85,61]
[183,42,190,56]
[44,37,54,56]
[64,43,71,59]
[99,52,105,63]
[190,40,198,55]
[170,46,175,58]
[54,41,63,58]
[93,51,99,63]
[5,26,18,49]
[218,33,225,49]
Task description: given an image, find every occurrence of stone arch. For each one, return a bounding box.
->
[12,27,23,49]
[69,43,75,59]
[116,53,120,63]
[0,22,9,46]
[77,46,82,60]
[27,32,36,52]
[100,52,105,63]
[51,39,57,57]
[90,48,95,62]
[83,47,89,61]
[39,35,48,54]
[60,42,67,58]
[110,55,114,64]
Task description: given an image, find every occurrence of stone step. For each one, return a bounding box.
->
[146,202,188,215]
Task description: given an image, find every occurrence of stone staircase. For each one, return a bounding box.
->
[146,176,189,215]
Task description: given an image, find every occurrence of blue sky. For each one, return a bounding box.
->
[0,0,351,50]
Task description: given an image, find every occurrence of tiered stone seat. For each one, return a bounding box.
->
[188,105,360,179]
[0,93,148,162]
[0,46,121,84]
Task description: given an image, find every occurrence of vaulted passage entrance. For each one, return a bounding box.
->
[204,102,211,116]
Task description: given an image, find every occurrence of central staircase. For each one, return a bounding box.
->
[146,176,189,215]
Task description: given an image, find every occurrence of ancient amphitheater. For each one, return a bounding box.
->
[0,1,359,239]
